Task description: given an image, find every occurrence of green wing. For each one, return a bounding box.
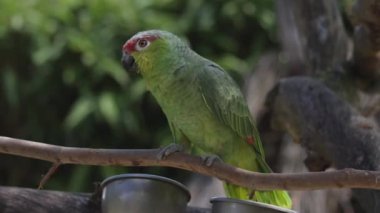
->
[196,63,266,161]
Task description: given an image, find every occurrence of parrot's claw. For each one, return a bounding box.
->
[201,154,223,167]
[157,143,184,160]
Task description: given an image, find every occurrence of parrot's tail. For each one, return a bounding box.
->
[223,157,292,209]
[224,183,292,209]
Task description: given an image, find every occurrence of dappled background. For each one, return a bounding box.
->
[0,0,276,189]
[0,0,358,212]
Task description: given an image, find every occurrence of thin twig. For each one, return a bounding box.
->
[38,162,61,189]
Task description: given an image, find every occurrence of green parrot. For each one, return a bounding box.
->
[121,30,292,208]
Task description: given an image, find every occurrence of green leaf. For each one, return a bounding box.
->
[98,58,129,86]
[2,69,19,108]
[65,97,94,129]
[68,166,91,192]
[99,166,127,179]
[98,92,119,127]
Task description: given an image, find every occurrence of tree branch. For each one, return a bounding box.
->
[352,0,380,85]
[269,76,380,171]
[0,186,100,213]
[1,136,380,191]
[268,76,380,212]
[276,0,351,76]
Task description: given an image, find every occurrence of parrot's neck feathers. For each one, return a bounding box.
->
[134,37,205,91]
[140,43,197,78]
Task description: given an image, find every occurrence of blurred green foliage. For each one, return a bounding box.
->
[0,0,276,192]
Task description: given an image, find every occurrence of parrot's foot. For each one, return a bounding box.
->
[201,154,223,167]
[157,143,184,160]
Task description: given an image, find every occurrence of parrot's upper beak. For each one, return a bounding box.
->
[121,52,138,73]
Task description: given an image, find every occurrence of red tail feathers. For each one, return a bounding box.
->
[246,136,255,145]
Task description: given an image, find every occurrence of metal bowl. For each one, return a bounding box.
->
[210,197,296,213]
[101,173,191,213]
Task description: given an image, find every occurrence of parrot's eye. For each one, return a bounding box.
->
[136,39,150,51]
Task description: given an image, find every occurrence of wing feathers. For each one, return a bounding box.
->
[196,63,265,157]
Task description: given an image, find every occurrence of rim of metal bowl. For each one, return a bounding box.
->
[101,173,191,201]
[210,197,296,213]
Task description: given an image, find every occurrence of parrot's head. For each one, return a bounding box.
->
[121,30,187,75]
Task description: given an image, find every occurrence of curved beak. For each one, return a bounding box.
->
[121,52,138,73]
